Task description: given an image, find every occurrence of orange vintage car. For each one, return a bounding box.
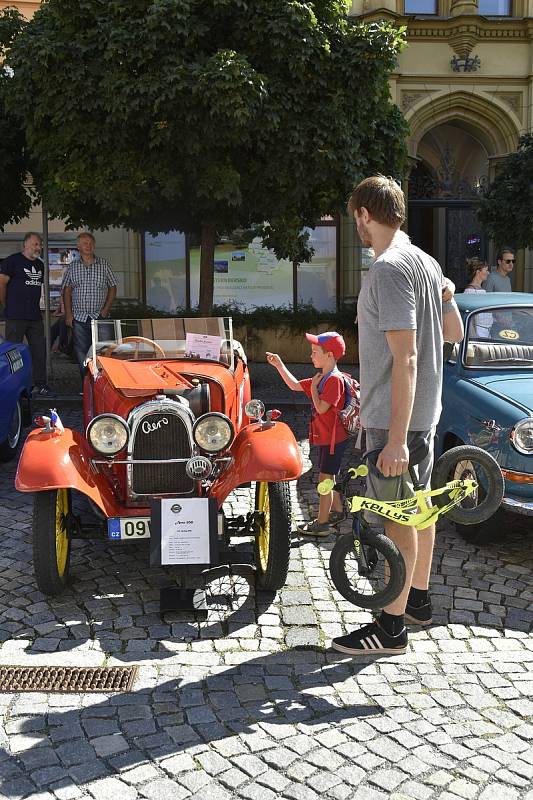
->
[16,317,303,599]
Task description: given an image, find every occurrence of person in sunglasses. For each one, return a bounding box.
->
[483,247,515,292]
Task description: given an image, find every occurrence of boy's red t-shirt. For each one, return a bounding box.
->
[299,374,349,448]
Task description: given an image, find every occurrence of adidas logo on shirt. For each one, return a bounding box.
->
[24,265,42,286]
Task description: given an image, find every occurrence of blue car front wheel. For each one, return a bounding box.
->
[0,400,22,462]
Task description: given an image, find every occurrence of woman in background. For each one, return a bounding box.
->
[464,257,492,338]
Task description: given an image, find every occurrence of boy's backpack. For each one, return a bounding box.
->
[318,369,361,437]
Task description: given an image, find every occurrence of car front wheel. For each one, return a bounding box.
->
[0,400,22,462]
[32,489,72,596]
[254,481,292,591]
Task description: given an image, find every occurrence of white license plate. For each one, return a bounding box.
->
[108,517,151,540]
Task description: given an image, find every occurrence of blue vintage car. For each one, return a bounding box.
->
[0,336,32,461]
[437,292,533,536]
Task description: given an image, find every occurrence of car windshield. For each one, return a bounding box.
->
[464,306,533,368]
[92,317,234,368]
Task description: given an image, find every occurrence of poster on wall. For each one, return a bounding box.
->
[189,224,336,311]
[189,234,294,309]
[144,232,187,312]
[42,245,79,310]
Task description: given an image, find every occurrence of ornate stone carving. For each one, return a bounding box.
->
[448,23,481,59]
[401,90,433,112]
[494,92,523,119]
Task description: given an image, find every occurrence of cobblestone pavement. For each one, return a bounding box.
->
[1,401,533,800]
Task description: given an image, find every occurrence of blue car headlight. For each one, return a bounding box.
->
[511,418,533,454]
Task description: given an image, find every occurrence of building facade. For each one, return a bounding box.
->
[2,0,532,310]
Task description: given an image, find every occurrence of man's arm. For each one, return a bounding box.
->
[0,274,10,307]
[443,301,464,343]
[63,285,73,326]
[378,329,417,477]
[100,286,117,318]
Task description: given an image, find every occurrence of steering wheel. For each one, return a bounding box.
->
[105,335,166,359]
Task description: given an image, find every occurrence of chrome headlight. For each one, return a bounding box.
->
[193,413,234,453]
[245,399,265,421]
[87,414,129,455]
[511,418,533,454]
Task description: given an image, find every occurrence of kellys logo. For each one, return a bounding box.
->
[23,265,42,287]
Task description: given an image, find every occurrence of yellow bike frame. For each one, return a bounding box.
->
[318,465,478,531]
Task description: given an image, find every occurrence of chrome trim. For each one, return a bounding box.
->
[91,457,191,465]
[510,418,533,455]
[501,496,533,517]
[127,399,195,500]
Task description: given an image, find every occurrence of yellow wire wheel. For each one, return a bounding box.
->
[32,488,72,596]
[254,481,291,591]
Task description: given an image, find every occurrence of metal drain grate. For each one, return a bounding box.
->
[0,665,139,693]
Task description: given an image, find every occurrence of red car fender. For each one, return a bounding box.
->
[211,421,303,505]
[15,428,117,516]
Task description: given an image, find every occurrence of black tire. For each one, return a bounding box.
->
[254,481,292,591]
[0,400,22,462]
[432,445,504,526]
[33,489,72,596]
[329,530,406,611]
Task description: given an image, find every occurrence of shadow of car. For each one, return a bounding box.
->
[437,292,533,541]
[0,336,32,462]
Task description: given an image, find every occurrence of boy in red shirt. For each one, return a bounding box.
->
[266,332,349,536]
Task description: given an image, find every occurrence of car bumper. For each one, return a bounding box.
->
[501,495,533,516]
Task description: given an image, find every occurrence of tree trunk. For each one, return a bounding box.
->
[198,221,216,315]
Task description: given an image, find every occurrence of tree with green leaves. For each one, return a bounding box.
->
[2,1,407,313]
[478,134,533,250]
[0,8,32,229]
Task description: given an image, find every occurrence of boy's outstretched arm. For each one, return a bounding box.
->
[266,352,303,392]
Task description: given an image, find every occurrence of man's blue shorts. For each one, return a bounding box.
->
[316,438,351,476]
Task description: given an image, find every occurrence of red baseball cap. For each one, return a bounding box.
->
[305,331,346,361]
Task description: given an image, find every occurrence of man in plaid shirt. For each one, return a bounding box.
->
[63,232,117,388]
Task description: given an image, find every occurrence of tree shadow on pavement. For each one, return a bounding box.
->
[0,649,381,797]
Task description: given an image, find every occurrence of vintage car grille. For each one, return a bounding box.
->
[131,410,193,495]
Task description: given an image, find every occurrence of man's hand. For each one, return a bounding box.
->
[377,441,409,477]
[65,313,73,328]
[442,278,455,303]
[100,308,110,319]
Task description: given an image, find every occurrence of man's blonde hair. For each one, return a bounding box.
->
[77,231,96,243]
[347,175,405,228]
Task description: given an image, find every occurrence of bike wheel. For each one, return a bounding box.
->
[432,445,504,526]
[329,528,406,611]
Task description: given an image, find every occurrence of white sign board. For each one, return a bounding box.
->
[160,498,211,565]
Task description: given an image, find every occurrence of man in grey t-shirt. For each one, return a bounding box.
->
[331,176,464,658]
[483,247,515,292]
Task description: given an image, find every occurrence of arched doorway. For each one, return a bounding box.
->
[408,123,489,290]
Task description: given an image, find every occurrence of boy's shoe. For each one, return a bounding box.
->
[405,600,433,626]
[329,511,346,526]
[34,384,56,398]
[331,620,407,656]
[297,518,335,536]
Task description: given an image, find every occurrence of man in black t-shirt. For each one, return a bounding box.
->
[0,232,54,396]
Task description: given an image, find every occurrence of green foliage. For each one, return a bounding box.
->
[0,8,33,228]
[3,1,407,302]
[111,299,358,335]
[478,134,533,249]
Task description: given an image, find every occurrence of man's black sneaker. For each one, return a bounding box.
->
[331,620,407,656]
[405,601,433,626]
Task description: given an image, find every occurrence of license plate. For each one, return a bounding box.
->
[108,517,151,540]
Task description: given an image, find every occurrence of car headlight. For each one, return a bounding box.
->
[87,415,129,456]
[193,413,234,453]
[511,418,533,454]
[245,399,265,421]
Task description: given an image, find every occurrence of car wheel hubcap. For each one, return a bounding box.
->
[257,482,270,572]
[55,490,69,577]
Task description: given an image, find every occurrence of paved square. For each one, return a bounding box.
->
[1,403,532,799]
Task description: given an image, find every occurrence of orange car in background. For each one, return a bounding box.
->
[16,317,303,598]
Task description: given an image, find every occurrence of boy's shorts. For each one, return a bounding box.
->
[316,438,351,476]
[364,428,435,527]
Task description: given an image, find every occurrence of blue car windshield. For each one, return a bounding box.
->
[465,307,533,368]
